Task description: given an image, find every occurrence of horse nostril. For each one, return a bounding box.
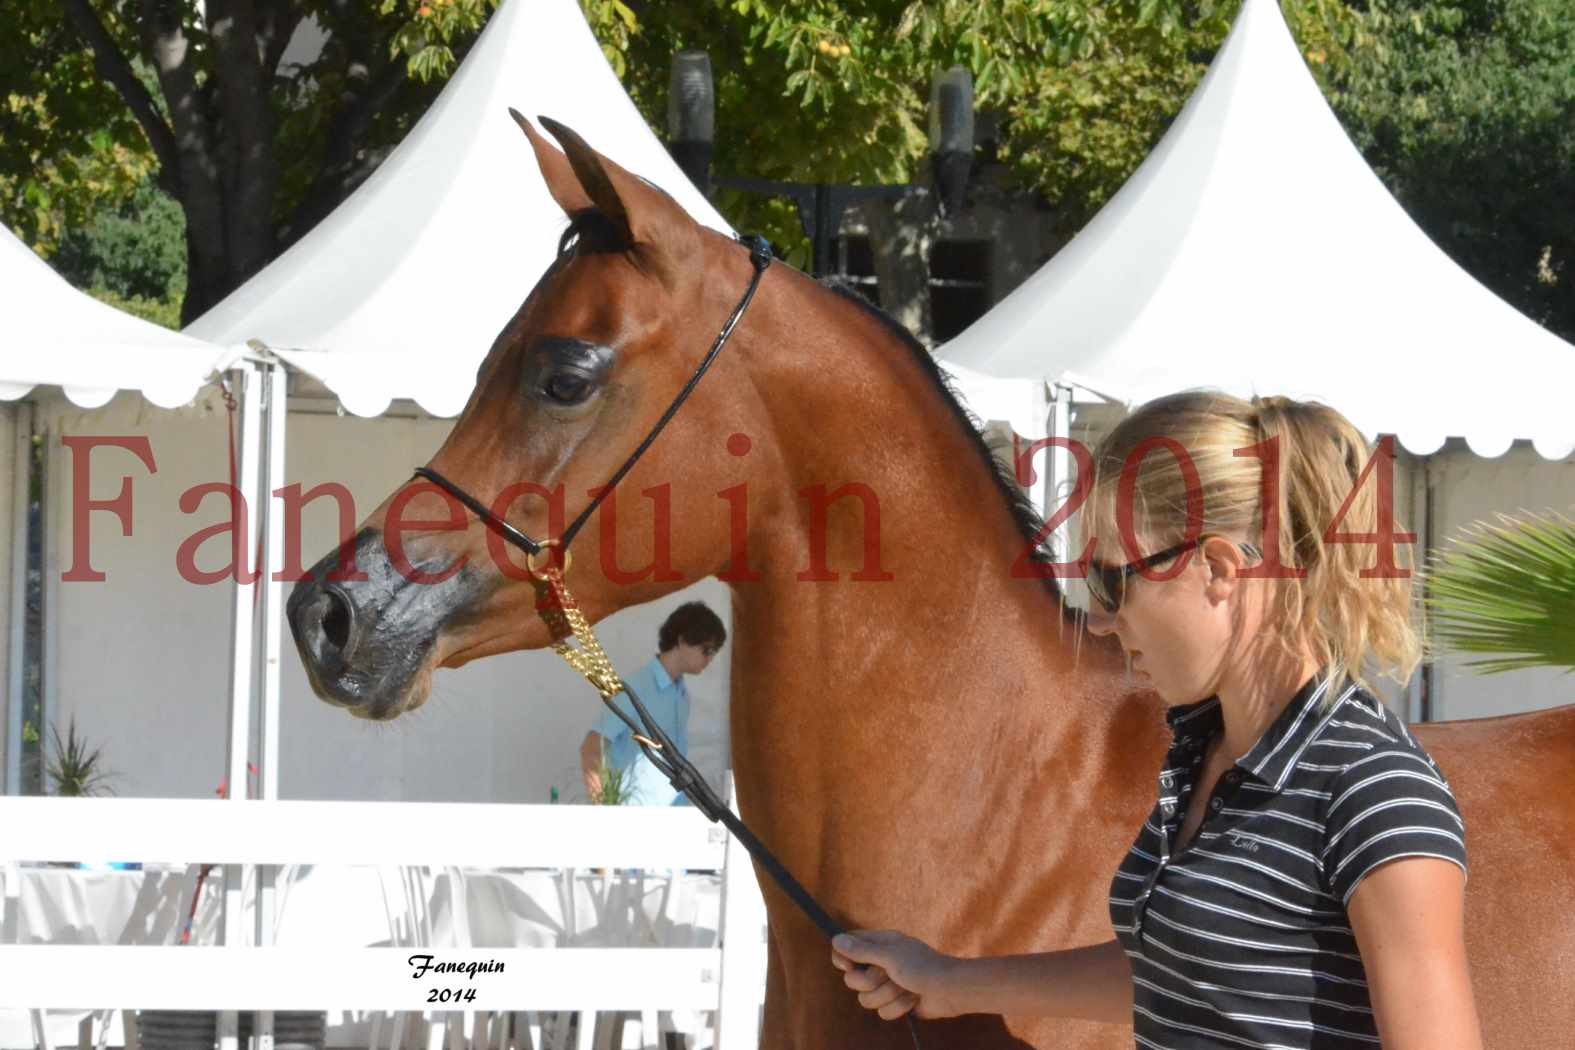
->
[320,586,353,654]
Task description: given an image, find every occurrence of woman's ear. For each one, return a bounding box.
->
[1202,536,1247,605]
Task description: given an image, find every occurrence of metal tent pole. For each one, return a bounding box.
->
[221,361,262,1050]
[258,361,286,804]
[1046,383,1075,566]
[1418,453,1437,721]
[1044,382,1078,647]
[5,403,32,796]
[254,358,288,1050]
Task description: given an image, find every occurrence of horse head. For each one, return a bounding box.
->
[287,114,763,719]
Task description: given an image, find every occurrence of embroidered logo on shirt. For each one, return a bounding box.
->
[1227,833,1260,853]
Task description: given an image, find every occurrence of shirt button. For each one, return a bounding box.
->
[1209,797,1223,811]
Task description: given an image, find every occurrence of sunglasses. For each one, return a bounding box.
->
[1084,537,1262,615]
[700,644,720,658]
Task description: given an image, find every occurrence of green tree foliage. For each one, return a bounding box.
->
[1328,0,1575,341]
[83,287,185,330]
[575,0,1569,339]
[0,0,1357,314]
[0,5,154,254]
[562,0,1366,255]
[3,0,1569,341]
[53,179,187,305]
[1,0,502,324]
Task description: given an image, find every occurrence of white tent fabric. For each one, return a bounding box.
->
[0,225,237,408]
[941,0,1575,461]
[939,360,1047,440]
[186,0,732,419]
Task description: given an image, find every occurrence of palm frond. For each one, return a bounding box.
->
[1424,510,1575,675]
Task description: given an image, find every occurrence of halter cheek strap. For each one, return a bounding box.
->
[412,233,772,558]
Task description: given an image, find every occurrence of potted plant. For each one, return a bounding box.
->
[44,716,119,797]
[591,759,641,806]
[35,717,133,870]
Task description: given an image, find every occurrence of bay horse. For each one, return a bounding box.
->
[286,115,1575,1048]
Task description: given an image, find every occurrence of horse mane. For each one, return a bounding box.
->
[820,282,1079,623]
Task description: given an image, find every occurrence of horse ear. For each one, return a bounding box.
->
[527,114,697,276]
[510,108,593,216]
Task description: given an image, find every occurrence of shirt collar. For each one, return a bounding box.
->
[650,657,677,691]
[1165,669,1352,792]
[1164,695,1222,745]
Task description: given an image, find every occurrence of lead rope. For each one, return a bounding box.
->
[531,559,924,1049]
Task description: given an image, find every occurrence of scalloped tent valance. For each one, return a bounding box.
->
[0,226,237,409]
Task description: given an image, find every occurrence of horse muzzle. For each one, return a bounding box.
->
[287,528,468,719]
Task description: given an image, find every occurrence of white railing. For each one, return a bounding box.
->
[0,794,768,1048]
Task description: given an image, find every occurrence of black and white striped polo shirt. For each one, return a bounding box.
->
[1108,671,1468,1049]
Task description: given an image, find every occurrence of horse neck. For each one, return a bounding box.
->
[728,266,1076,641]
[719,265,1148,907]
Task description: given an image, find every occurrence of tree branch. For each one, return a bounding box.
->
[138,0,214,170]
[138,0,229,314]
[206,0,278,277]
[61,0,178,178]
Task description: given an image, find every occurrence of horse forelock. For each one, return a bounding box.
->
[556,208,632,257]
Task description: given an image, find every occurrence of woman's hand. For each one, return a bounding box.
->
[831,930,965,1020]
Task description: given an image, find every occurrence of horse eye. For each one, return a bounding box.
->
[526,338,613,410]
[543,372,594,405]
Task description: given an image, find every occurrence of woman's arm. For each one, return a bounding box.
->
[1347,857,1483,1050]
[831,931,1132,1023]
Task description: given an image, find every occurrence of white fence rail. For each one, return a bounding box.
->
[0,795,769,1048]
[0,798,730,869]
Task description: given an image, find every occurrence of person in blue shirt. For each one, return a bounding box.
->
[579,601,727,806]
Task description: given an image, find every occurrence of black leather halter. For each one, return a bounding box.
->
[412,232,774,559]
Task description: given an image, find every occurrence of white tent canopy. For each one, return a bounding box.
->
[939,360,1047,441]
[0,222,241,798]
[940,0,1575,461]
[0,225,236,408]
[187,0,732,418]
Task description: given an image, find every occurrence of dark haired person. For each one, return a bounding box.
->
[579,601,727,806]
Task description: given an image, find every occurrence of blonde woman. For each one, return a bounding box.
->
[831,391,1483,1049]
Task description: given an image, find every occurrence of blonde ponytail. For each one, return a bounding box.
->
[1248,396,1420,695]
[1080,390,1421,699]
